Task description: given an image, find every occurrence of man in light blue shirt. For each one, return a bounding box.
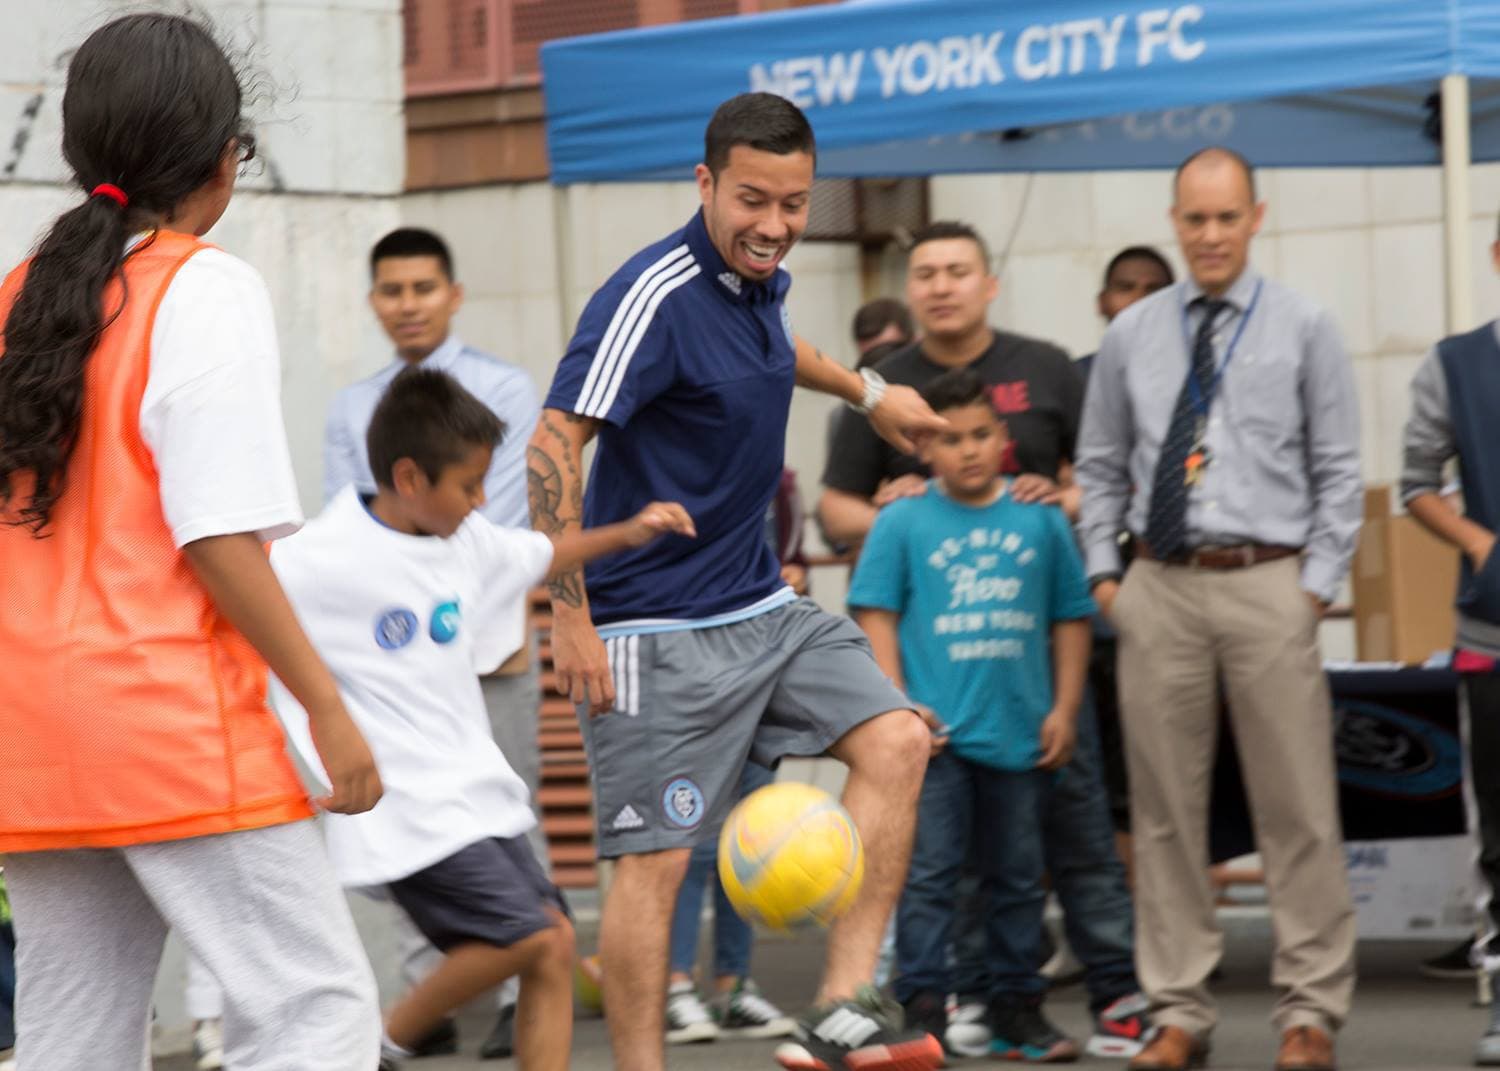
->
[325,227,539,1061]
[1076,149,1357,1071]
[323,230,537,526]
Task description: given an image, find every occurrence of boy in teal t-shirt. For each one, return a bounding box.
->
[848,369,1094,1063]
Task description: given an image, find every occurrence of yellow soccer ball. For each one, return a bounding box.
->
[574,953,604,1016]
[717,781,864,931]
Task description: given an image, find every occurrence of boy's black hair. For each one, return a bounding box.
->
[919,368,999,417]
[366,367,503,490]
[909,220,991,269]
[370,227,454,281]
[1102,245,1175,289]
[851,297,913,346]
[704,93,816,178]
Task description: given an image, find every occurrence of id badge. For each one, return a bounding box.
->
[1184,418,1211,487]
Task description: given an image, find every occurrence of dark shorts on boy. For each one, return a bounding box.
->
[581,597,912,858]
[388,834,568,952]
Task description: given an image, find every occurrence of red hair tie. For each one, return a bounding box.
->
[91,183,128,208]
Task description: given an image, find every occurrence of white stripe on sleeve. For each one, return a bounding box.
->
[574,244,691,415]
[587,261,701,419]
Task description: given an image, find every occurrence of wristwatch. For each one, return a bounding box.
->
[849,367,888,415]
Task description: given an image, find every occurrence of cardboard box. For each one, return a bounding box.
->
[1347,836,1477,940]
[1351,486,1460,664]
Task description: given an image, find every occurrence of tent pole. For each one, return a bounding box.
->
[1442,73,1475,333]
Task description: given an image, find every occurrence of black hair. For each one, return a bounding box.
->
[909,220,991,269]
[856,339,907,372]
[851,298,914,346]
[366,367,504,490]
[0,14,253,533]
[1174,146,1257,202]
[370,227,454,281]
[1102,246,1175,289]
[703,93,816,178]
[919,369,998,417]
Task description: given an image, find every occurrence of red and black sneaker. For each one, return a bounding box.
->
[1087,992,1150,1059]
[775,987,944,1071]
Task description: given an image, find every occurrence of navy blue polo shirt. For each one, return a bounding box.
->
[544,210,796,630]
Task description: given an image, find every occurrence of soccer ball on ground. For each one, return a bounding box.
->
[717,781,864,931]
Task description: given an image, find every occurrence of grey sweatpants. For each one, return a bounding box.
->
[6,820,379,1071]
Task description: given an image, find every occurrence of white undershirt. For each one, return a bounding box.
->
[138,247,302,546]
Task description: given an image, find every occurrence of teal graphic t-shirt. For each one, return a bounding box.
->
[848,482,1095,771]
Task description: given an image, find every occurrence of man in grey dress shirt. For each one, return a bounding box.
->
[1076,148,1361,1071]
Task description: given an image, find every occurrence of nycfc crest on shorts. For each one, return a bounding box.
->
[662,777,705,829]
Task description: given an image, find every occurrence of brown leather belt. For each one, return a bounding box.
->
[1137,540,1301,570]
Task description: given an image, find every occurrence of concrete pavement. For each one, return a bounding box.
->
[157,920,1495,1070]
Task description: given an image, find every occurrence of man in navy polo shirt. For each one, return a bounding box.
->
[529,93,945,1071]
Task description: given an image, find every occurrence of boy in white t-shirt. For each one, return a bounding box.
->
[271,367,694,1070]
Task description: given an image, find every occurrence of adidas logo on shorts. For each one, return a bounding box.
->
[612,804,645,830]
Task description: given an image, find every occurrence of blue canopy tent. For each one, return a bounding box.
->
[542,0,1500,330]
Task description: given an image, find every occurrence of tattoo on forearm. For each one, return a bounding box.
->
[526,448,564,533]
[528,411,588,608]
[548,570,584,607]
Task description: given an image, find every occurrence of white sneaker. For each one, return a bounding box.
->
[0,1048,15,1071]
[192,1019,225,1071]
[666,981,720,1044]
[944,999,992,1058]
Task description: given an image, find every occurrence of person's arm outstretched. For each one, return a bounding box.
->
[183,533,382,814]
[794,336,946,454]
[546,501,695,578]
[527,407,614,714]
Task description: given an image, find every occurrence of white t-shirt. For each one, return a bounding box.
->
[139,246,303,546]
[269,487,555,887]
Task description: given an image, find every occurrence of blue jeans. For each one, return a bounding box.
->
[669,761,776,978]
[0,917,15,1050]
[947,693,1138,1011]
[1041,691,1138,1010]
[896,750,1053,1003]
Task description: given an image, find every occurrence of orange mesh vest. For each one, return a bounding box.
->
[0,231,313,851]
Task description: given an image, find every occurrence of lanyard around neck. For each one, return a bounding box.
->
[1180,279,1263,417]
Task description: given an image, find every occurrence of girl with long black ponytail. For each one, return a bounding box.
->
[0,15,383,1069]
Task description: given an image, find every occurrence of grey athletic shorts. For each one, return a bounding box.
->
[579,598,912,857]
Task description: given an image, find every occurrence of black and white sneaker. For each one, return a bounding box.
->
[775,986,944,1071]
[714,978,796,1039]
[666,980,720,1044]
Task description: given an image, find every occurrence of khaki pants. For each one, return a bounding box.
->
[1112,556,1355,1037]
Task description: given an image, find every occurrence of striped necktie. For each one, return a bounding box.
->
[1143,298,1228,557]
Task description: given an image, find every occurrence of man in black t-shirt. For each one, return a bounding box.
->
[819,222,1083,548]
[818,221,1146,1060]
